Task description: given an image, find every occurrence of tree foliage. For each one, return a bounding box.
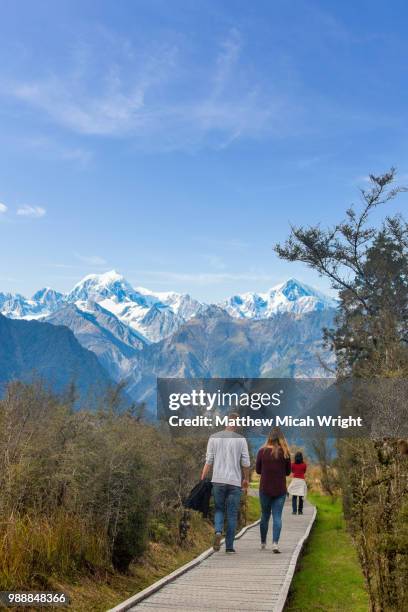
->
[276,169,408,611]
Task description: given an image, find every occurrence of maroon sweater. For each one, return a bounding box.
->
[256,446,291,497]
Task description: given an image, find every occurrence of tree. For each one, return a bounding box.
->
[275,169,408,611]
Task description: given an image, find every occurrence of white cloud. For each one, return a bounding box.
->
[17,205,46,218]
[4,29,283,150]
[48,263,78,269]
[213,28,241,98]
[198,237,250,250]
[0,202,7,213]
[74,253,107,266]
[19,135,93,166]
[131,270,278,286]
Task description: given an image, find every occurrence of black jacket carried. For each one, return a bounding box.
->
[184,480,212,517]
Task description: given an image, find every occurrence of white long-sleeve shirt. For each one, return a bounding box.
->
[205,430,250,487]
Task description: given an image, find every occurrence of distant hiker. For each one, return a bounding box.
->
[288,451,307,515]
[201,412,250,554]
[256,427,291,553]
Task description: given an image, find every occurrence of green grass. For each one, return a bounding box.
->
[246,493,261,523]
[286,493,369,612]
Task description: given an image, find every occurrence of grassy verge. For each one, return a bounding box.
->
[49,511,212,612]
[286,493,369,612]
[54,494,261,612]
[246,492,261,523]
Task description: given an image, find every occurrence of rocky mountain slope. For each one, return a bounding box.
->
[0,313,113,403]
[129,306,336,412]
[1,272,338,415]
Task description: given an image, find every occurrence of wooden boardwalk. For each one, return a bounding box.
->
[109,498,316,612]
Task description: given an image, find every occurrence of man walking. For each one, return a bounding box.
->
[201,413,250,553]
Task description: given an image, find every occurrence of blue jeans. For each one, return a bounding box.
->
[259,492,286,543]
[212,484,242,549]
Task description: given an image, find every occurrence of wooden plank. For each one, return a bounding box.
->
[108,499,316,612]
[274,504,317,612]
[107,518,260,612]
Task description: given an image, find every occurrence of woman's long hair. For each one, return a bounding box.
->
[262,427,290,459]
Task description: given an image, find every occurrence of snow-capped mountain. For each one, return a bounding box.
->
[0,272,337,345]
[66,271,204,342]
[136,287,204,319]
[220,278,337,319]
[0,288,64,319]
[32,288,64,311]
[0,293,32,318]
[67,271,143,304]
[0,271,205,343]
[0,272,339,414]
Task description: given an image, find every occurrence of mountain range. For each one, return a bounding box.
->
[0,271,205,342]
[0,313,112,403]
[1,271,337,336]
[0,271,338,415]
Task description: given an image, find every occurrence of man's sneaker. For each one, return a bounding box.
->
[225,548,237,554]
[213,532,222,551]
[298,511,303,515]
[272,543,281,554]
[292,511,297,515]
[260,542,266,550]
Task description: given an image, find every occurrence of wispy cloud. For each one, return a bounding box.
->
[204,255,227,270]
[0,275,18,283]
[47,263,78,269]
[213,29,241,97]
[18,135,93,166]
[197,237,250,250]
[3,28,283,150]
[297,156,323,169]
[6,35,178,138]
[17,205,46,218]
[74,253,107,266]
[0,202,7,213]
[131,270,277,286]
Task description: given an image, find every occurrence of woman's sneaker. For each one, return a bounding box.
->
[272,543,281,554]
[213,532,222,551]
[260,542,266,550]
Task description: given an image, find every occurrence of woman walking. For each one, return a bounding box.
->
[256,427,291,553]
[288,451,307,515]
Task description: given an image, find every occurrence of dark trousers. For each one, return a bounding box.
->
[292,495,304,513]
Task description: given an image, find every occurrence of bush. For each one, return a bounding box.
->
[0,381,207,585]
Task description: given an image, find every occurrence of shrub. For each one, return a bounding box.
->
[0,381,208,585]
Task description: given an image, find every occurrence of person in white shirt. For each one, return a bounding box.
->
[201,413,250,553]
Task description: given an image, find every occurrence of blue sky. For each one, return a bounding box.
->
[1,0,407,301]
